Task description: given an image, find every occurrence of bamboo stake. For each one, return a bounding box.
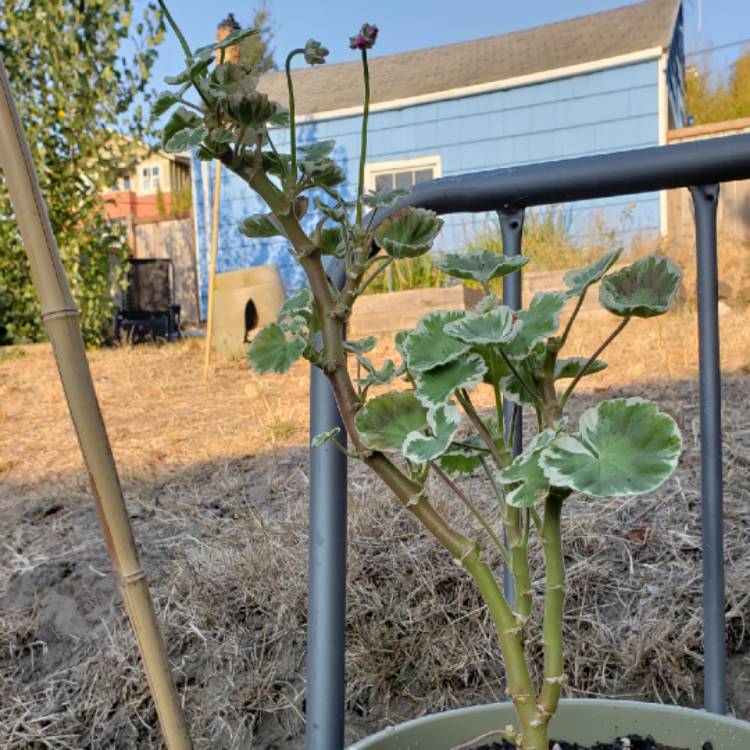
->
[0,57,193,750]
[203,162,222,378]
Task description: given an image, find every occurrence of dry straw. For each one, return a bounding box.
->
[0,57,193,749]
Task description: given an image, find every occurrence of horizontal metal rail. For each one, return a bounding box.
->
[308,133,748,749]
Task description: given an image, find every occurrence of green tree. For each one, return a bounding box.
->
[0,1,164,345]
[238,2,277,74]
[686,49,750,125]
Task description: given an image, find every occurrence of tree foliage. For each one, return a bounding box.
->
[238,3,277,74]
[686,49,750,125]
[0,0,164,345]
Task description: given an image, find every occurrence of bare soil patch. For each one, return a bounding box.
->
[1,310,749,749]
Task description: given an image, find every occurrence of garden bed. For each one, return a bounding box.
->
[1,309,749,748]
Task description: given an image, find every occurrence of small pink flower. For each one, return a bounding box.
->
[349,23,378,50]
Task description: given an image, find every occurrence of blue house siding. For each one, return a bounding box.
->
[192,58,664,318]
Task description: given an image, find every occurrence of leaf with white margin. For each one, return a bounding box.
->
[443,305,521,346]
[539,398,681,497]
[361,188,409,208]
[311,427,341,448]
[247,323,306,374]
[438,443,484,474]
[554,357,608,380]
[438,431,505,475]
[344,336,378,354]
[403,404,463,464]
[354,391,427,452]
[356,357,397,388]
[374,207,444,258]
[279,288,313,318]
[564,248,622,298]
[403,310,470,372]
[503,291,567,359]
[239,213,285,239]
[599,256,682,318]
[414,353,487,409]
[439,252,529,287]
[499,423,567,507]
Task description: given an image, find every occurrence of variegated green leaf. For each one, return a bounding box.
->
[564,248,622,297]
[554,357,608,380]
[443,306,521,346]
[403,310,470,372]
[374,207,444,258]
[247,323,306,374]
[499,424,566,507]
[165,125,207,152]
[312,427,340,448]
[439,252,529,287]
[599,256,682,318]
[414,353,487,409]
[539,398,682,497]
[361,188,410,208]
[503,291,566,359]
[344,336,378,354]
[354,391,427,452]
[403,404,462,464]
[239,213,285,238]
[356,358,397,389]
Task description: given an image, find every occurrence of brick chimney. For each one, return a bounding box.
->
[216,13,241,64]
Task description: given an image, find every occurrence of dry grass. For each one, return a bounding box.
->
[1,307,750,749]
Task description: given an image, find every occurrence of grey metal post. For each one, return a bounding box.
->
[498,207,525,605]
[307,361,348,750]
[689,184,726,714]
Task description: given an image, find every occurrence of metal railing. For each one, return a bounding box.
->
[307,132,750,750]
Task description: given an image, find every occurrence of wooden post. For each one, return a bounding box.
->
[203,162,222,378]
[0,57,193,750]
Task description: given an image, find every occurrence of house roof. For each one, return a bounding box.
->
[258,0,681,118]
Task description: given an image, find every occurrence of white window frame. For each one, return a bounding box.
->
[141,164,161,193]
[364,154,442,193]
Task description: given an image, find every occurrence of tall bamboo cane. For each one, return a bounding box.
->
[0,57,193,750]
[203,162,222,378]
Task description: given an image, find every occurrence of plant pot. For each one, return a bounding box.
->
[348,698,750,750]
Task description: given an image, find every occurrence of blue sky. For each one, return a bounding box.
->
[149,0,750,87]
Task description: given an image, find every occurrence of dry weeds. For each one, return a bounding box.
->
[1,307,749,749]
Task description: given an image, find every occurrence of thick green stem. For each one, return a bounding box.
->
[464,552,547,750]
[356,49,370,224]
[539,491,567,719]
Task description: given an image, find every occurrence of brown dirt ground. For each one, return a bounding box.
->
[1,306,749,749]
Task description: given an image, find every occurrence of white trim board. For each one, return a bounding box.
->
[294,46,665,124]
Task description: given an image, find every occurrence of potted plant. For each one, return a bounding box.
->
[154,7,750,749]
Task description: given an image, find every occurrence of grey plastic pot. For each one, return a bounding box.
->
[349,699,750,750]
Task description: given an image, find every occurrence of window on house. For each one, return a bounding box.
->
[122,177,131,191]
[141,165,160,191]
[366,156,441,195]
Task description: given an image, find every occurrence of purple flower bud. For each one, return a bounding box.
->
[349,23,378,50]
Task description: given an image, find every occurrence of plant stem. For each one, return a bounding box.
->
[356,48,370,224]
[462,551,548,750]
[456,390,505,470]
[430,461,510,565]
[157,0,191,58]
[499,349,542,407]
[285,49,304,185]
[539,491,567,719]
[558,289,586,348]
[358,256,392,295]
[559,316,631,407]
